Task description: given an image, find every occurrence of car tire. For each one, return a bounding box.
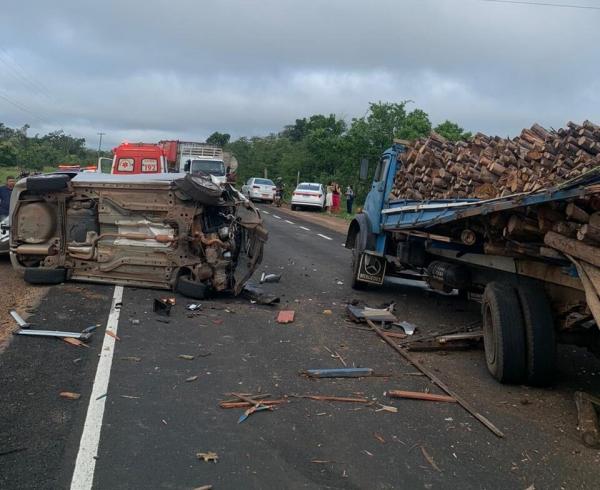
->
[176,275,208,300]
[482,282,527,384]
[26,174,70,192]
[23,267,67,285]
[516,286,557,386]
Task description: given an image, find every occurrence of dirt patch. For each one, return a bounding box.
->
[0,258,48,351]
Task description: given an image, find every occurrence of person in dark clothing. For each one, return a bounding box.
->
[0,176,15,217]
[345,185,355,214]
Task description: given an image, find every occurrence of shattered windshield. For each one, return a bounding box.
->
[190,159,225,176]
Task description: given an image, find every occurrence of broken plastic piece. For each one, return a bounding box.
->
[196,452,219,463]
[260,273,281,284]
[153,298,172,316]
[242,283,280,305]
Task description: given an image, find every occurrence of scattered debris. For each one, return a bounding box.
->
[376,404,398,413]
[228,392,275,423]
[385,390,457,403]
[421,446,441,472]
[395,321,417,336]
[242,283,280,305]
[60,391,81,400]
[130,319,140,325]
[346,304,397,323]
[302,368,373,378]
[277,310,295,324]
[336,281,344,285]
[196,452,219,463]
[260,272,281,283]
[575,391,600,448]
[178,354,195,360]
[10,310,94,341]
[366,319,504,438]
[120,395,140,399]
[436,330,483,344]
[373,433,386,444]
[105,331,120,341]
[153,298,173,316]
[311,460,337,464]
[186,376,199,382]
[363,449,374,457]
[323,346,347,366]
[219,399,286,409]
[63,338,90,348]
[323,309,333,315]
[121,356,141,362]
[186,304,202,311]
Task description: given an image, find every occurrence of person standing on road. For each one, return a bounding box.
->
[345,185,355,214]
[331,182,341,213]
[0,176,15,218]
[325,182,333,212]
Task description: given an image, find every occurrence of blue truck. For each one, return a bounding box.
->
[346,141,600,386]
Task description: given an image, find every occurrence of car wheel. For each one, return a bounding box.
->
[23,267,67,285]
[482,282,527,384]
[26,174,70,192]
[176,275,208,299]
[516,286,556,386]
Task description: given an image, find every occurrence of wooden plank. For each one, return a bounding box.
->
[386,390,456,403]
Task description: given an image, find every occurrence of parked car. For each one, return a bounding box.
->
[241,178,276,203]
[9,172,267,298]
[290,183,325,211]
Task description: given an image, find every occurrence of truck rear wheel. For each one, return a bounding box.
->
[482,282,527,384]
[517,286,556,386]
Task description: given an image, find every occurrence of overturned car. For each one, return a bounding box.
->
[9,172,267,298]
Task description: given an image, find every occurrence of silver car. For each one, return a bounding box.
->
[0,215,9,254]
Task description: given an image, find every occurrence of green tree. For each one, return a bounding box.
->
[206,131,231,147]
[434,120,472,142]
[0,141,18,166]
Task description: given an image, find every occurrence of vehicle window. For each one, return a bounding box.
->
[297,184,320,191]
[255,178,274,186]
[373,155,390,182]
[190,159,225,176]
[117,158,134,172]
[141,158,158,173]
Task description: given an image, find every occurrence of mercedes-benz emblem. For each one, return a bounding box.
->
[364,256,382,276]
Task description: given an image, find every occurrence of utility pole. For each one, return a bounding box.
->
[97,132,105,157]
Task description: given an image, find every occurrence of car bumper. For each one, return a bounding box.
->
[249,190,274,201]
[291,198,323,208]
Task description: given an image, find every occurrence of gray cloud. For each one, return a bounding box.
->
[0,0,598,149]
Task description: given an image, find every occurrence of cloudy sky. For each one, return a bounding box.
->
[0,0,598,149]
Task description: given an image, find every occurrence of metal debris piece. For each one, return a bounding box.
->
[260,273,281,284]
[186,376,199,382]
[277,310,295,324]
[186,304,202,311]
[303,368,373,378]
[196,452,219,463]
[153,298,172,316]
[241,283,280,305]
[178,354,195,360]
[10,311,94,341]
[436,330,483,344]
[346,304,397,323]
[395,321,417,335]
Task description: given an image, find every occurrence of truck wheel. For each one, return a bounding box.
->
[350,245,367,290]
[517,286,556,386]
[291,205,296,211]
[26,174,70,192]
[482,282,526,384]
[23,267,67,285]
[176,275,207,300]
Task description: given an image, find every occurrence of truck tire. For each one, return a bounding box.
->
[517,286,556,386]
[176,275,208,300]
[23,267,67,285]
[482,282,527,384]
[26,174,70,192]
[291,205,296,211]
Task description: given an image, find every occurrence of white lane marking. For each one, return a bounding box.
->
[71,285,124,490]
[273,215,282,219]
[299,226,311,231]
[317,233,333,241]
[262,210,270,214]
[284,219,295,224]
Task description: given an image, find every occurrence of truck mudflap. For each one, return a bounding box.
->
[356,251,387,285]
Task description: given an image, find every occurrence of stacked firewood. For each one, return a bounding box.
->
[390,121,600,201]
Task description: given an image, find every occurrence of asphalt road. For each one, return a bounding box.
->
[2,206,600,489]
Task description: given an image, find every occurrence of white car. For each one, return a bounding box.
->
[291,183,325,211]
[241,178,276,203]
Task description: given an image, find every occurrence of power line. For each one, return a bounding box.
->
[0,91,47,125]
[0,49,52,100]
[482,0,600,10]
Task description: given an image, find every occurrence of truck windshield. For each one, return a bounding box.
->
[190,159,225,176]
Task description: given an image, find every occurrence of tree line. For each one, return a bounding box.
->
[0,123,104,170]
[222,101,471,201]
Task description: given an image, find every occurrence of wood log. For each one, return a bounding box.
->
[544,231,600,268]
[577,224,600,243]
[566,203,590,223]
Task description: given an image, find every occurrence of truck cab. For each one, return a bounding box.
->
[159,141,235,184]
[111,143,167,175]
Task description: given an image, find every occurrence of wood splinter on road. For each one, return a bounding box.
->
[386,390,457,403]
